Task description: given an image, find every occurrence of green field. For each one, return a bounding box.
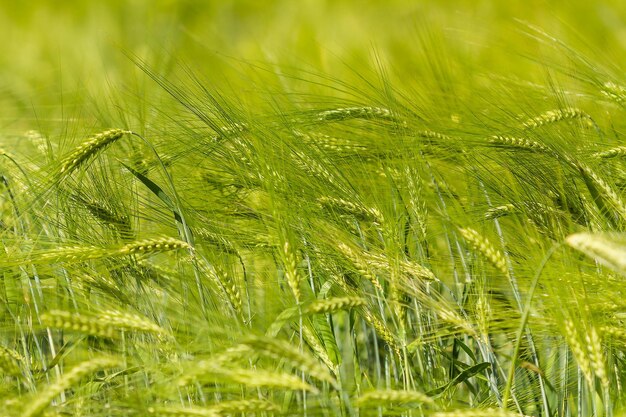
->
[2,2,626,416]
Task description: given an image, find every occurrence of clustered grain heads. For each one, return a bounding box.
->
[566,232,626,275]
[0,345,23,376]
[593,146,626,159]
[601,81,626,105]
[317,106,394,122]
[59,129,130,175]
[147,399,278,417]
[20,357,119,417]
[489,135,549,152]
[522,108,590,129]
[318,196,383,223]
[41,309,165,337]
[178,363,316,392]
[431,409,531,417]
[356,389,433,406]
[304,296,365,315]
[459,227,509,277]
[14,237,190,266]
[240,336,335,384]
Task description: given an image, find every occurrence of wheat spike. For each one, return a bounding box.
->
[318,196,383,222]
[241,336,335,384]
[305,297,365,315]
[41,309,165,337]
[432,408,531,417]
[593,146,626,159]
[21,357,119,417]
[522,108,590,129]
[459,228,508,277]
[336,243,384,292]
[282,240,301,302]
[59,129,130,175]
[489,135,549,152]
[178,364,316,392]
[566,232,626,275]
[356,389,433,406]
[0,345,24,376]
[317,106,394,122]
[563,319,594,386]
[601,81,626,105]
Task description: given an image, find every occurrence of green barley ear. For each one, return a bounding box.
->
[59,129,131,175]
[592,146,626,159]
[522,108,591,129]
[317,106,395,122]
[489,135,549,152]
[566,232,626,275]
[356,389,433,407]
[432,409,531,417]
[459,227,509,277]
[0,345,24,377]
[20,357,119,417]
[240,335,336,384]
[601,81,626,105]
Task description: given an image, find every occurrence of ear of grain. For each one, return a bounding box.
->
[317,106,394,122]
[59,129,130,175]
[0,345,24,376]
[356,389,433,407]
[241,336,335,384]
[305,296,365,315]
[20,357,119,417]
[522,108,590,129]
[566,232,626,275]
[489,135,549,152]
[41,309,165,337]
[431,409,531,417]
[178,363,317,392]
[459,228,509,277]
[592,146,626,159]
[601,81,626,105]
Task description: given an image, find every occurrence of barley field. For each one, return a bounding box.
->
[2,1,626,416]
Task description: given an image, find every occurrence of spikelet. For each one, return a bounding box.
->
[305,297,365,315]
[317,106,394,122]
[318,196,383,223]
[356,389,433,406]
[489,135,549,152]
[563,319,594,386]
[0,345,23,376]
[586,325,609,388]
[592,146,626,159]
[119,237,191,256]
[361,309,400,356]
[195,257,242,314]
[405,167,428,239]
[207,399,279,414]
[10,237,189,267]
[301,325,336,371]
[566,232,626,275]
[363,251,437,281]
[485,204,516,220]
[282,240,301,302]
[240,336,335,384]
[178,364,316,392]
[336,243,384,292]
[41,309,165,337]
[59,129,130,175]
[431,409,531,417]
[601,81,626,105]
[148,399,279,417]
[416,130,454,141]
[20,357,119,417]
[577,164,626,224]
[522,108,590,129]
[147,405,218,417]
[459,228,508,277]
